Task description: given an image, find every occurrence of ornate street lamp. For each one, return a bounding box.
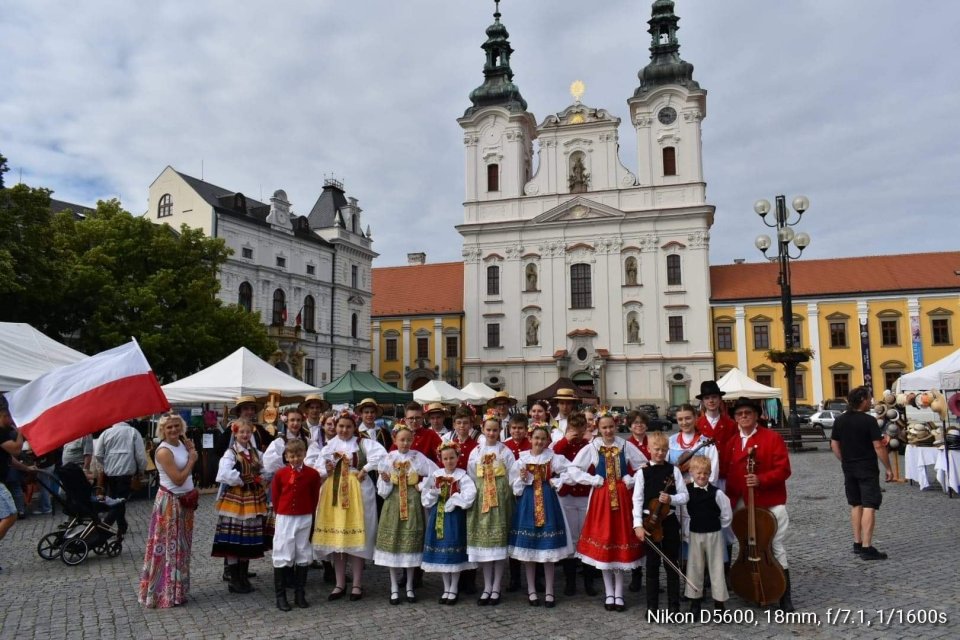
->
[754,195,811,452]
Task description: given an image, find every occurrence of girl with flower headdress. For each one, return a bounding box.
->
[421,441,477,605]
[374,422,438,605]
[566,409,649,612]
[508,424,576,607]
[465,412,519,605]
[309,410,387,602]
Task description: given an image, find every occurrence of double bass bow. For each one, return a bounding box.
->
[729,446,786,606]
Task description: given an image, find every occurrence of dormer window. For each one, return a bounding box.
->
[158,194,173,218]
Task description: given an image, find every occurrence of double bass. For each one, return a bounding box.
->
[730,446,786,606]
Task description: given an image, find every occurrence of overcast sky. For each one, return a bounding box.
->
[3,0,958,268]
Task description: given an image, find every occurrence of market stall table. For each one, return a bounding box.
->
[935,449,960,495]
[904,444,940,489]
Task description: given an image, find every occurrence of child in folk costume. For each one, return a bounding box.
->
[308,411,387,602]
[503,413,532,593]
[683,456,731,616]
[212,422,269,594]
[271,440,321,611]
[444,406,479,466]
[374,423,438,605]
[626,410,652,460]
[509,424,575,608]
[422,441,478,605]
[566,411,648,612]
[526,400,554,440]
[466,413,519,605]
[667,404,719,485]
[632,431,689,615]
[262,409,312,482]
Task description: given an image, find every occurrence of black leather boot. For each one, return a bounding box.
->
[228,564,252,594]
[629,567,643,592]
[294,566,310,608]
[274,568,292,611]
[582,562,598,596]
[562,559,577,596]
[779,569,795,613]
[239,560,255,590]
[222,558,230,581]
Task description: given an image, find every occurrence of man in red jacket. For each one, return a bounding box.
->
[721,397,793,613]
[696,380,737,455]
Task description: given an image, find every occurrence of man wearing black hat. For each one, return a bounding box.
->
[721,397,794,612]
[830,386,892,561]
[696,381,736,453]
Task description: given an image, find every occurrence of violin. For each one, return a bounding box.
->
[730,446,787,606]
[675,436,715,472]
[641,476,675,543]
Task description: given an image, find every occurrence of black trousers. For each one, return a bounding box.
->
[105,475,133,500]
[645,515,681,608]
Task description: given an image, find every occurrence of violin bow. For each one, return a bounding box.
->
[641,531,700,593]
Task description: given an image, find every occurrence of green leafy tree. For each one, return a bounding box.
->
[50,200,275,381]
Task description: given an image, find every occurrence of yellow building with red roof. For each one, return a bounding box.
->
[710,251,960,405]
[371,255,464,390]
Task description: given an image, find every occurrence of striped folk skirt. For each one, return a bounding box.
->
[211,483,268,559]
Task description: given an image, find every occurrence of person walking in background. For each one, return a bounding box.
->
[0,399,26,572]
[96,421,147,500]
[830,386,892,561]
[139,414,199,608]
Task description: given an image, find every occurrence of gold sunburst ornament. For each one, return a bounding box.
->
[570,79,585,104]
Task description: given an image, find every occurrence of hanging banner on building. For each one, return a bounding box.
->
[910,315,923,370]
[859,318,873,392]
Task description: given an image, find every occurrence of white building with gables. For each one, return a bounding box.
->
[146,168,376,383]
[458,0,715,407]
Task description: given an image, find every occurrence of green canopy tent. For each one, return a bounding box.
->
[317,370,413,405]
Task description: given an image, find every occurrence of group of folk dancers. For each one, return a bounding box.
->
[207,382,785,615]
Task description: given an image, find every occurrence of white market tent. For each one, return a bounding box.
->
[161,347,322,404]
[413,380,473,405]
[717,367,782,399]
[896,347,960,391]
[460,381,498,403]
[0,323,88,392]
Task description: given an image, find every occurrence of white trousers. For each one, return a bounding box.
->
[685,530,728,601]
[272,514,313,567]
[559,495,589,545]
[733,500,790,570]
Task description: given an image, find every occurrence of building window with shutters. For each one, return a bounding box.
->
[570,264,592,309]
[487,323,501,348]
[667,316,684,342]
[662,147,677,176]
[487,265,500,297]
[666,254,682,285]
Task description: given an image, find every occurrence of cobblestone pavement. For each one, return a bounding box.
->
[1,445,957,640]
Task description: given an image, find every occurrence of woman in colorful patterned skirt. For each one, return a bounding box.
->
[466,413,518,606]
[567,411,649,612]
[309,411,386,601]
[422,441,477,605]
[508,424,575,608]
[138,413,199,608]
[374,423,438,604]
[211,422,268,594]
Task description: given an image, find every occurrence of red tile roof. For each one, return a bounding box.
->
[372,262,464,317]
[711,251,960,302]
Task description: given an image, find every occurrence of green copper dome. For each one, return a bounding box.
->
[464,1,528,117]
[635,0,700,95]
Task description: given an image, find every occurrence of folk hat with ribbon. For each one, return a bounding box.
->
[355,397,383,417]
[424,402,447,416]
[299,393,330,413]
[696,380,725,400]
[552,388,579,403]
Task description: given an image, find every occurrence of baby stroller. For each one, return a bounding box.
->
[35,463,127,565]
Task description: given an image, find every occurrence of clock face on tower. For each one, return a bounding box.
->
[658,107,677,125]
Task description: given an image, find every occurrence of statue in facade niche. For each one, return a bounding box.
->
[526,316,540,346]
[625,258,638,286]
[569,156,589,193]
[526,264,538,291]
[627,315,640,343]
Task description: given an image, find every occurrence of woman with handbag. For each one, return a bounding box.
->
[139,413,199,608]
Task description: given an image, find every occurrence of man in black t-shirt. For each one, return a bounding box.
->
[830,386,893,561]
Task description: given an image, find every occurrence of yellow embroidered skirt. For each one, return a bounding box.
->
[312,473,366,555]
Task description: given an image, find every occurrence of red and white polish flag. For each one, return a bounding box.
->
[4,340,170,456]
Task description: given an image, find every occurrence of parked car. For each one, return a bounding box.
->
[810,410,841,429]
[649,417,673,432]
[824,399,848,412]
[665,405,681,423]
[795,404,816,424]
[635,404,659,419]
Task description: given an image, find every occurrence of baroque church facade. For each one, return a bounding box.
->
[146,168,376,384]
[458,1,715,406]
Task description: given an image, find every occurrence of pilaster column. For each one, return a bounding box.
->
[735,305,747,372]
[807,303,823,406]
[372,321,381,377]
